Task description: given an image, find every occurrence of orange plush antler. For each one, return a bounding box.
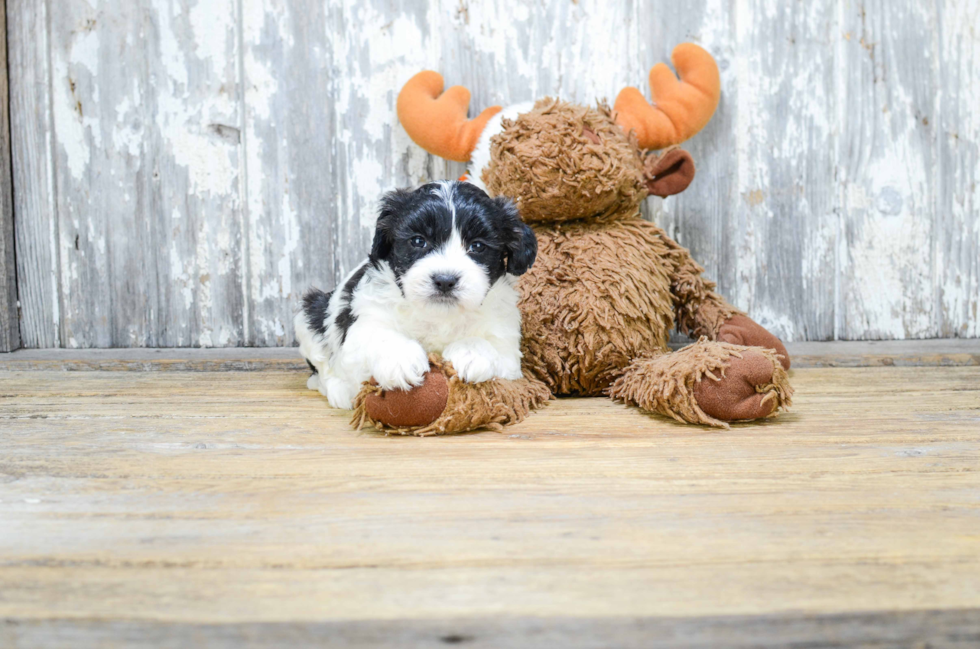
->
[614,43,721,151]
[397,71,502,162]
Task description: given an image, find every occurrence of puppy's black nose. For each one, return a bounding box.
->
[432,273,460,294]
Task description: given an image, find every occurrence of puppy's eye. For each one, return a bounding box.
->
[468,241,486,253]
[410,236,427,248]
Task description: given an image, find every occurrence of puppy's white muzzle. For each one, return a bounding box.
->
[402,238,490,311]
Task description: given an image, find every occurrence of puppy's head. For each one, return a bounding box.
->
[370,180,536,310]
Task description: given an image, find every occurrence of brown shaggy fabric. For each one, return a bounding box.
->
[518,216,744,396]
[608,339,793,429]
[519,216,675,395]
[351,355,551,436]
[482,100,648,224]
[666,238,744,341]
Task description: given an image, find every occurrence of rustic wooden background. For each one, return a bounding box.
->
[6,0,979,348]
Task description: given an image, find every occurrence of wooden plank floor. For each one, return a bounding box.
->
[2,358,980,647]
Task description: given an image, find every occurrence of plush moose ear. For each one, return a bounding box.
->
[371,189,412,262]
[644,147,696,198]
[495,196,537,275]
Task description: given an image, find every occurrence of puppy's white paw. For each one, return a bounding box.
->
[306,373,319,391]
[371,341,430,391]
[323,376,357,410]
[444,338,498,384]
[495,354,524,380]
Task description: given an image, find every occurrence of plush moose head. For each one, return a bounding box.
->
[396,44,720,222]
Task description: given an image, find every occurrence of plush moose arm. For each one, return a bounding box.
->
[659,230,791,370]
[656,232,739,338]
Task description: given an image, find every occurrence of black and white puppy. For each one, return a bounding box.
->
[294,180,537,410]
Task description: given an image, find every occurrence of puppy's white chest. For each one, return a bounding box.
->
[398,307,483,353]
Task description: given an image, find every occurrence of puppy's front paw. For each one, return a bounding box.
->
[371,342,430,391]
[322,375,358,410]
[444,338,498,383]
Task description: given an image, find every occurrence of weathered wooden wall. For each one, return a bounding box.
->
[7,0,979,348]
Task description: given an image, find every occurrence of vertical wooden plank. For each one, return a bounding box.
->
[48,0,245,347]
[936,0,979,338]
[242,0,329,346]
[0,0,19,351]
[144,0,246,347]
[838,0,940,340]
[731,0,838,341]
[8,0,59,348]
[729,0,838,342]
[49,1,121,347]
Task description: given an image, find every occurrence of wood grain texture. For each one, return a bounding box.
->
[1,366,979,645]
[0,0,19,351]
[838,0,940,340]
[7,0,980,347]
[731,0,837,342]
[8,0,60,348]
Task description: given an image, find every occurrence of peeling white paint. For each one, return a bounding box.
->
[243,51,278,122]
[112,82,143,158]
[189,0,234,70]
[155,0,189,88]
[53,28,102,181]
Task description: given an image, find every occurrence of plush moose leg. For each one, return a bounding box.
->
[350,355,551,436]
[608,339,792,428]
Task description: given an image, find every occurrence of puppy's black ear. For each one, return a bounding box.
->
[371,189,411,263]
[495,196,537,276]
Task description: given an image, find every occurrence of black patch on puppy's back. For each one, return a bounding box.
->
[336,263,369,345]
[302,287,334,336]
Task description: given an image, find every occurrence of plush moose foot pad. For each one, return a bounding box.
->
[609,339,793,428]
[692,349,791,423]
[351,355,552,436]
[717,314,791,370]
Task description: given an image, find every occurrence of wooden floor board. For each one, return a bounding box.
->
[1,363,979,646]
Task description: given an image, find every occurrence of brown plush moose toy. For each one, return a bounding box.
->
[352,43,792,434]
